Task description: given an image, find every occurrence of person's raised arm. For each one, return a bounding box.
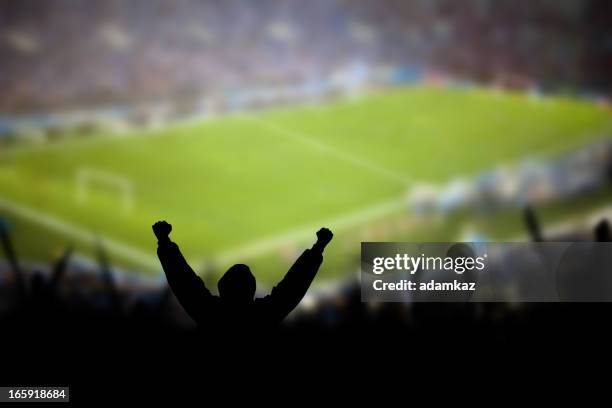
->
[49,247,72,289]
[524,205,544,242]
[263,228,333,323]
[153,221,217,323]
[0,220,26,300]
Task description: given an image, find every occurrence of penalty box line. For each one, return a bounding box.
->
[212,196,408,266]
[0,197,159,270]
[241,114,413,187]
[0,194,410,276]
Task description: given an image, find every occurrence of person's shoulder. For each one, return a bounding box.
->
[254,296,269,305]
[302,248,322,260]
[254,295,278,311]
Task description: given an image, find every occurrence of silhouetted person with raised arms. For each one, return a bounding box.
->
[153,221,333,331]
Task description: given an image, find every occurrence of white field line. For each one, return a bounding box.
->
[241,114,412,186]
[0,197,160,270]
[0,103,357,158]
[212,197,406,265]
[0,195,408,273]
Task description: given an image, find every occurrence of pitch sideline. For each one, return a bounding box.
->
[0,195,408,274]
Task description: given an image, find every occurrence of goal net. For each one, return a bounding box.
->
[76,167,134,214]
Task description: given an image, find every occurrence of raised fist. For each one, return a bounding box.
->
[316,227,333,246]
[152,221,172,241]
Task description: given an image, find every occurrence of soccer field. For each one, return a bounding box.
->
[1,85,612,284]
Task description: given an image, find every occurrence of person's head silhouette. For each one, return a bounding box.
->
[217,264,256,304]
[30,272,48,296]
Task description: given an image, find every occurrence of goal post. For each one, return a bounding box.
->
[76,167,134,214]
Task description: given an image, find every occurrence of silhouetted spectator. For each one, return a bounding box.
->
[153,221,332,331]
[0,218,26,301]
[96,240,122,312]
[524,205,544,242]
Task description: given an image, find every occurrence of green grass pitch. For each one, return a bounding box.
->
[1,85,612,285]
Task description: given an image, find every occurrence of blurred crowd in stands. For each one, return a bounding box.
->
[409,140,612,215]
[1,0,610,116]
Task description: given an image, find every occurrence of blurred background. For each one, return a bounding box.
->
[1,0,612,335]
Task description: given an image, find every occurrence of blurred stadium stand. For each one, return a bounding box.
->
[0,0,611,127]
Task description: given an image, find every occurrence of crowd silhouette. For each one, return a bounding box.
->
[1,204,612,398]
[0,207,611,340]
